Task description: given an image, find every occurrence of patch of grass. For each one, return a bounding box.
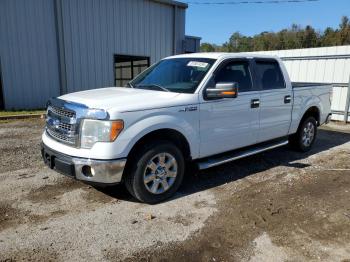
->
[0,110,45,117]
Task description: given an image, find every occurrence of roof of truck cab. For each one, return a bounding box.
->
[166,52,280,60]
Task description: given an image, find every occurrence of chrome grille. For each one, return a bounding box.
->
[46,105,78,146]
[45,98,108,147]
[47,127,76,145]
[58,122,75,132]
[49,106,75,119]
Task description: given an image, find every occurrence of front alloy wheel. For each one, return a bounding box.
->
[143,153,178,194]
[125,141,185,204]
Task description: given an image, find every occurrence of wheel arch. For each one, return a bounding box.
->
[289,107,319,152]
[123,128,189,203]
[126,128,192,163]
[299,106,320,127]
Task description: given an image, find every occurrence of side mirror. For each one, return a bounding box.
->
[205,82,238,99]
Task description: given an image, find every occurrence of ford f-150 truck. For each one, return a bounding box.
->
[41,53,332,203]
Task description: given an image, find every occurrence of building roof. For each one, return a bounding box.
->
[185,35,202,40]
[151,0,188,8]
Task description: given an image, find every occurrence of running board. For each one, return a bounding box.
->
[197,139,289,170]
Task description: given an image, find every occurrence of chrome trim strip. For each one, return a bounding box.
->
[48,98,109,120]
[198,140,289,170]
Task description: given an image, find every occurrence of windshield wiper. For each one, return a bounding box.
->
[135,84,170,92]
[126,82,134,88]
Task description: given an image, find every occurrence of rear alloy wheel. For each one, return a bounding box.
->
[125,141,185,204]
[301,121,315,148]
[289,116,317,152]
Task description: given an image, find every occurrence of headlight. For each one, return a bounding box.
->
[80,119,124,149]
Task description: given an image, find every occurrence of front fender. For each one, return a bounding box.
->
[124,115,198,157]
[104,109,200,159]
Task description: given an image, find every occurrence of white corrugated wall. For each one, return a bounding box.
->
[248,45,350,122]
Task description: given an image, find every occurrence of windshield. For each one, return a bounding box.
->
[130,58,216,93]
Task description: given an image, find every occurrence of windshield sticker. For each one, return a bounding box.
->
[187,61,209,68]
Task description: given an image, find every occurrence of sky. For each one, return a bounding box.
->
[185,0,350,45]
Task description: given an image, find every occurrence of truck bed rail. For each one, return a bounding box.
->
[292,82,333,88]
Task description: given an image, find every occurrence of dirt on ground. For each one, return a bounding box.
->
[0,119,350,261]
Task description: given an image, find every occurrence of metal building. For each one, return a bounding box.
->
[0,0,199,110]
[250,45,350,123]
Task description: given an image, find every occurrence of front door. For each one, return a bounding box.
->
[254,59,293,142]
[199,59,260,158]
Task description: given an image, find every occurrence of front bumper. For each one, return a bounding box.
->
[41,143,126,184]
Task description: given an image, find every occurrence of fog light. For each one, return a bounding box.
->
[82,165,94,177]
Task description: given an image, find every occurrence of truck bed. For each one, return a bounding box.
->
[289,82,332,133]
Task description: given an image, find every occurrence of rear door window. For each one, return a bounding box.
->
[255,60,285,90]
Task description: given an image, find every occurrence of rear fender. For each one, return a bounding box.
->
[290,95,322,134]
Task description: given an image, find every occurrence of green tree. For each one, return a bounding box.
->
[302,25,319,48]
[200,43,216,52]
[339,16,350,45]
[322,27,340,46]
[201,16,350,53]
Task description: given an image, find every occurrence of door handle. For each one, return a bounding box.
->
[284,95,292,104]
[251,99,260,108]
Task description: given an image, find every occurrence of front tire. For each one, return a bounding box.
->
[125,141,185,204]
[289,116,317,152]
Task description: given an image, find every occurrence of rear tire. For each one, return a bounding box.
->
[289,116,317,152]
[124,141,185,204]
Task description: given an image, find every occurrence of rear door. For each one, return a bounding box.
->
[199,59,260,157]
[254,59,293,142]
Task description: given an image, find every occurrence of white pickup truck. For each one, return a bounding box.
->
[41,53,332,203]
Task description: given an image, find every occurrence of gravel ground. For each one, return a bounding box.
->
[0,119,349,261]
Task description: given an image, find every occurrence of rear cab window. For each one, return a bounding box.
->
[255,59,285,90]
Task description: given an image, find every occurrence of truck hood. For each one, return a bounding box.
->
[59,87,193,112]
